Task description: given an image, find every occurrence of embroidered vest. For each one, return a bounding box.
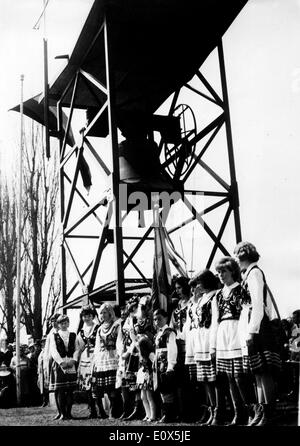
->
[217,285,249,322]
[196,298,213,329]
[134,317,155,341]
[99,324,118,351]
[80,324,99,348]
[173,303,187,332]
[187,301,198,329]
[54,332,76,358]
[155,327,175,373]
[155,327,175,349]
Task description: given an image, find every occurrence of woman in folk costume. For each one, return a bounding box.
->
[183,279,203,385]
[43,313,61,416]
[152,308,178,423]
[210,257,256,426]
[192,269,221,425]
[49,315,79,420]
[116,295,142,420]
[169,276,191,421]
[37,336,49,407]
[234,242,282,426]
[91,303,122,419]
[135,296,156,421]
[76,304,107,419]
[10,344,32,407]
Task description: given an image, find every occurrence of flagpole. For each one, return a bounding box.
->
[189,225,195,278]
[43,0,50,159]
[16,74,24,406]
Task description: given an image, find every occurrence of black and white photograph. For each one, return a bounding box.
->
[0,0,299,435]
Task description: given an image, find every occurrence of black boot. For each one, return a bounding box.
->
[97,397,108,419]
[196,406,211,425]
[256,403,276,426]
[247,403,263,426]
[210,406,225,426]
[245,403,255,425]
[89,399,98,419]
[200,406,214,426]
[124,400,144,421]
[228,405,248,426]
[158,403,176,423]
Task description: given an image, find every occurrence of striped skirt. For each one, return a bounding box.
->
[91,369,117,391]
[49,361,77,392]
[216,357,244,377]
[196,360,216,382]
[247,314,282,376]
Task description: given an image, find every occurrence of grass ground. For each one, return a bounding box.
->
[0,399,298,427]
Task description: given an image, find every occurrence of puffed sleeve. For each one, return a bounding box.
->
[182,301,192,342]
[166,331,178,371]
[10,356,16,370]
[50,333,64,365]
[43,331,52,365]
[76,332,85,359]
[169,310,176,331]
[247,268,265,335]
[92,327,101,367]
[116,324,124,357]
[73,333,82,362]
[209,293,219,353]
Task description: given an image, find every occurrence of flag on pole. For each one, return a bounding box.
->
[151,211,172,314]
[162,226,188,278]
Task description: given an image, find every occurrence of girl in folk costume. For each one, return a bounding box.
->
[135,296,156,421]
[76,305,107,419]
[116,295,142,420]
[193,270,221,425]
[91,303,122,419]
[152,309,178,423]
[210,257,256,426]
[169,276,191,421]
[49,315,79,420]
[234,242,282,426]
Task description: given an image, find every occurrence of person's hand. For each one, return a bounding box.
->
[60,361,68,370]
[149,352,155,363]
[129,329,136,342]
[246,333,255,348]
[68,359,76,368]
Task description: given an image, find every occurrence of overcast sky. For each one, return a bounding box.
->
[0,0,300,327]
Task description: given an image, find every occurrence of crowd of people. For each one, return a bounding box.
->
[0,241,299,426]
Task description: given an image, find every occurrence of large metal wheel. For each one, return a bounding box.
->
[163,103,197,180]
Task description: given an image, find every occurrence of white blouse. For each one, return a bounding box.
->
[49,329,79,365]
[243,263,273,335]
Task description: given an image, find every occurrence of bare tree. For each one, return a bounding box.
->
[42,255,61,335]
[20,121,59,340]
[0,180,17,342]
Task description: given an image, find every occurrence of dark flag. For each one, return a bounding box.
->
[151,207,173,314]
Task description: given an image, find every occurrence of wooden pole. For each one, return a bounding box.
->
[16,74,24,406]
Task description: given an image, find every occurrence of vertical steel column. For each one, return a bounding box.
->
[218,40,242,243]
[57,100,67,312]
[104,14,125,307]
